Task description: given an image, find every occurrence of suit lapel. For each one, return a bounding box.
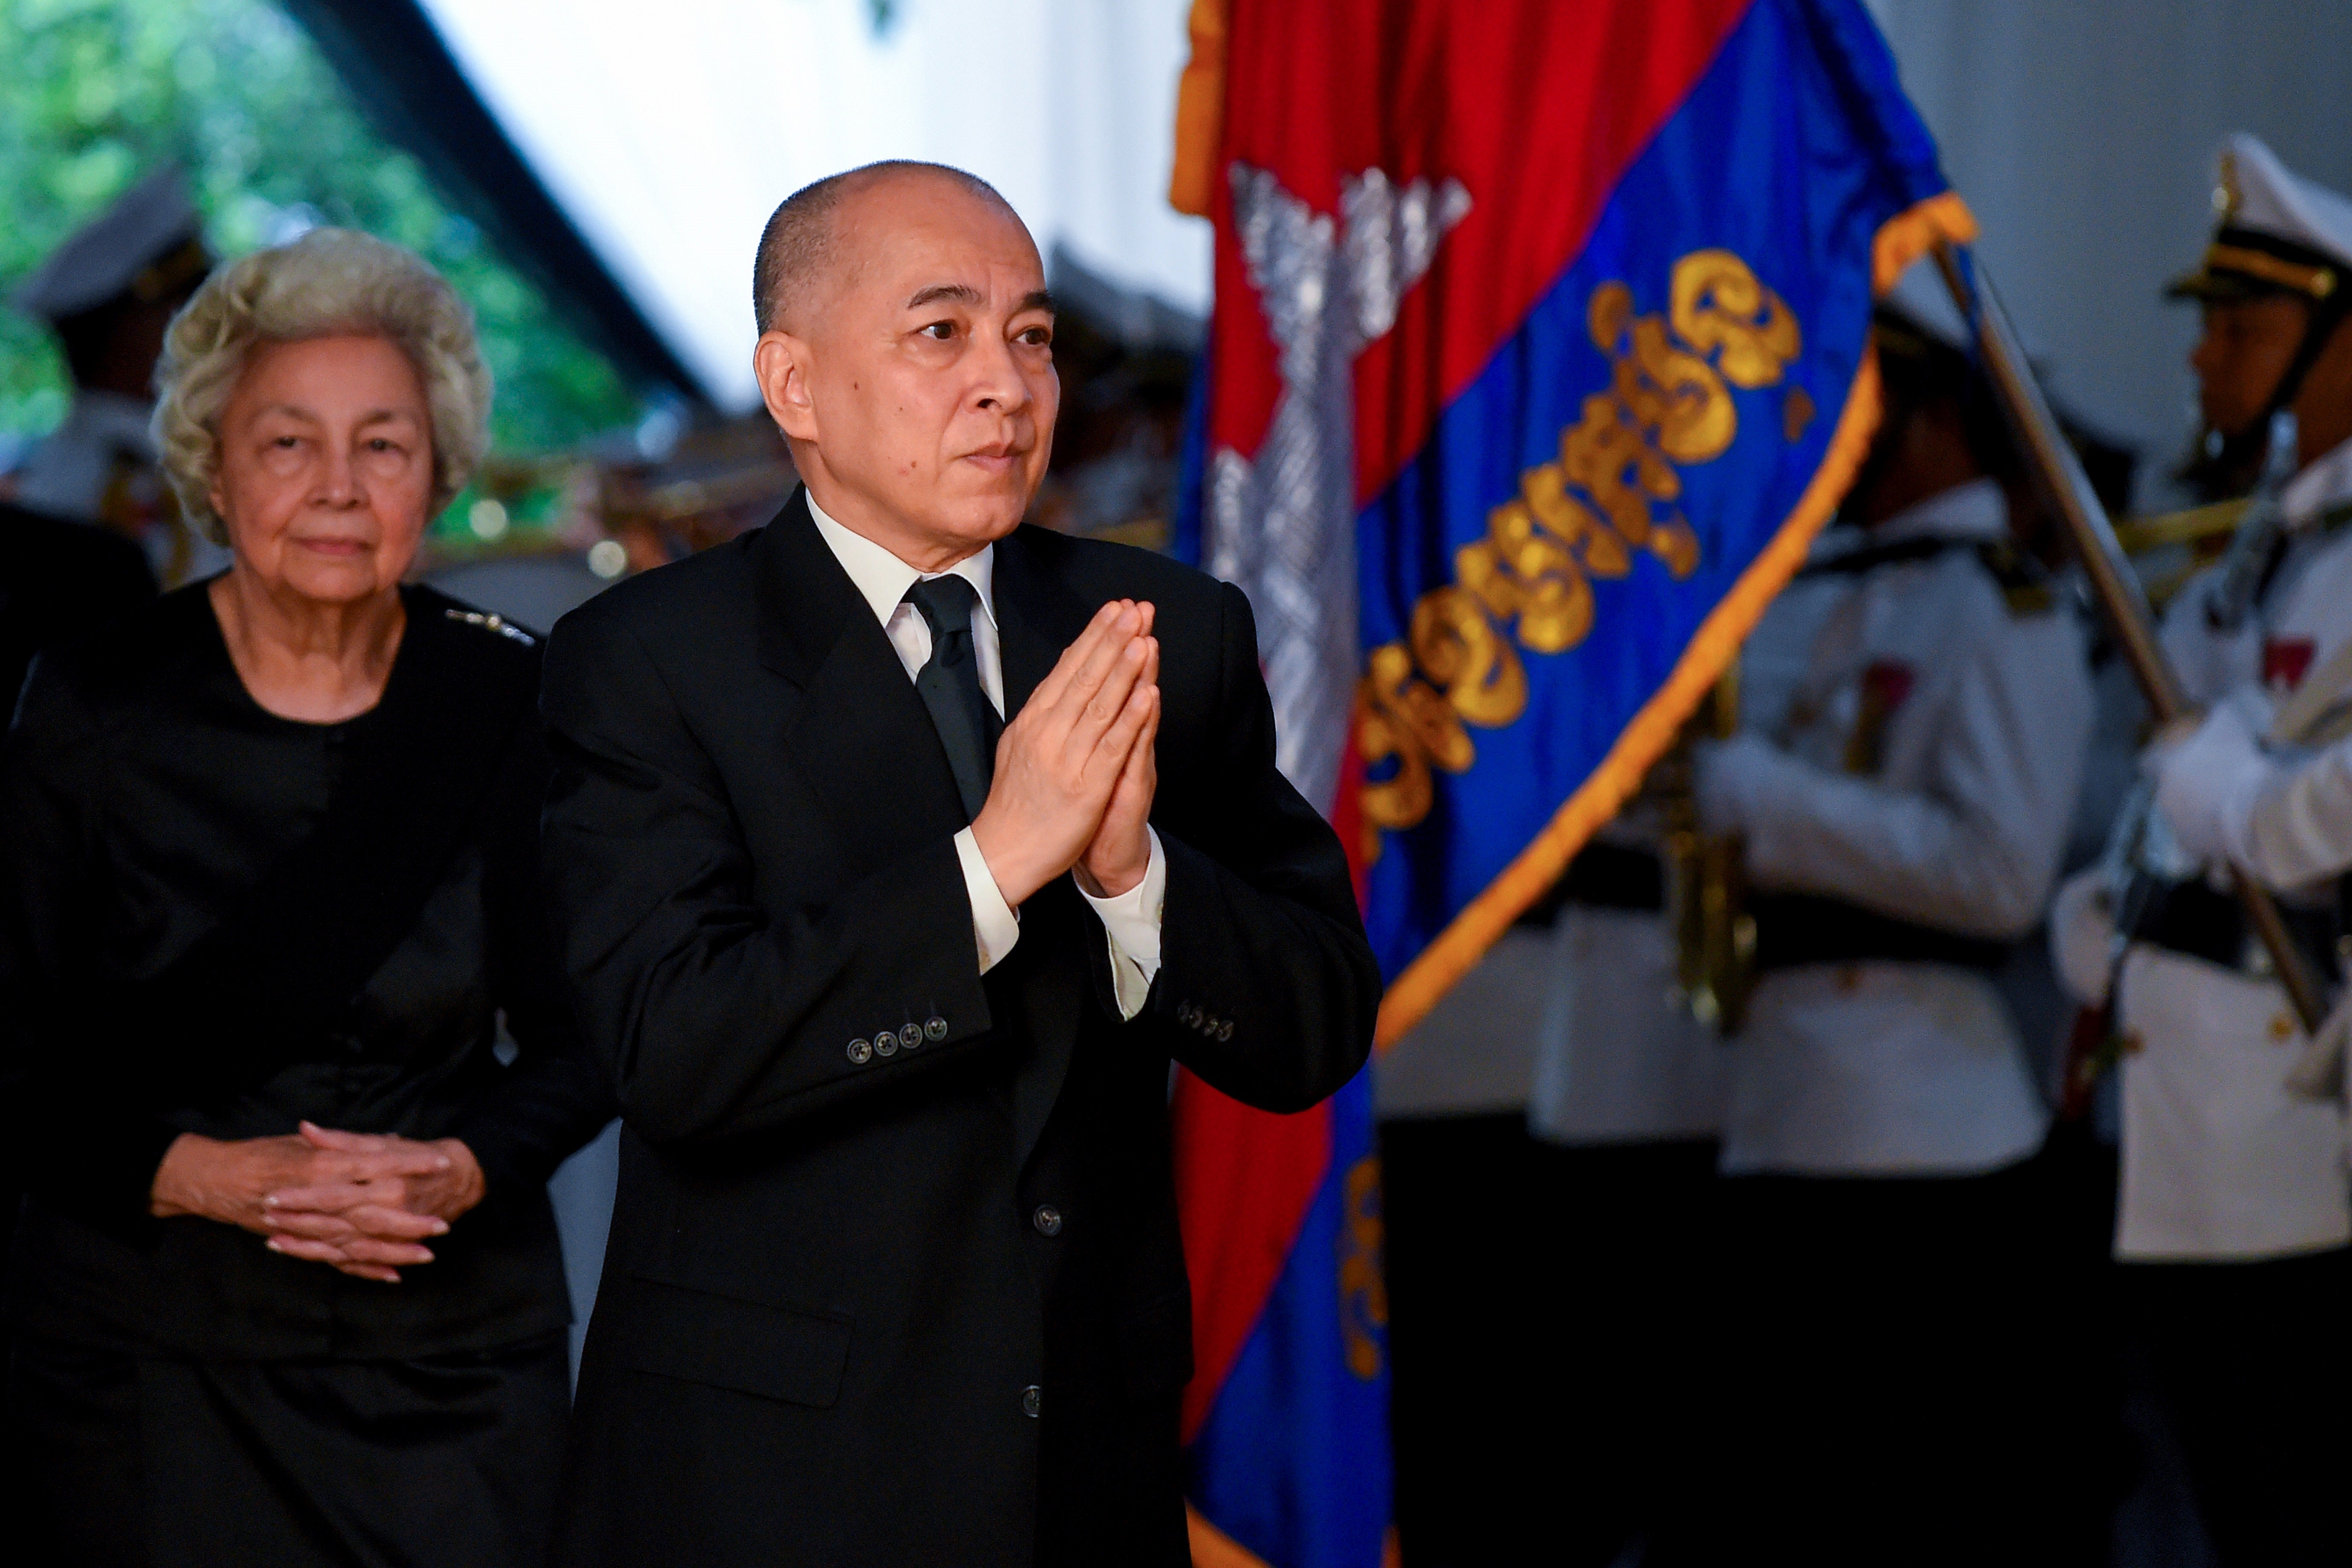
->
[755,491,968,870]
[989,527,1102,1168]
[991,525,1095,723]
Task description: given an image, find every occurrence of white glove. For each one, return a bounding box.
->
[2286,987,2351,1103]
[2148,703,2272,869]
[2047,868,2118,1006]
[1693,733,1782,837]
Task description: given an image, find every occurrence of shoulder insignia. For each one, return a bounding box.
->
[443,606,539,646]
[1973,540,2054,616]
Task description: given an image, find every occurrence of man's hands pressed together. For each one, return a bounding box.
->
[150,1120,487,1283]
[969,598,1160,906]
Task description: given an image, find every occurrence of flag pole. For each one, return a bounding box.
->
[1931,241,2328,1034]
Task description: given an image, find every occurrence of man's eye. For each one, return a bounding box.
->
[922,321,955,340]
[1020,328,1053,347]
[273,436,300,449]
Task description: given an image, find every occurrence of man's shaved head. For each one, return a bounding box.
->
[753,161,1014,335]
[750,158,1055,571]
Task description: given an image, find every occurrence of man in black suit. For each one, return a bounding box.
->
[541,161,1379,1566]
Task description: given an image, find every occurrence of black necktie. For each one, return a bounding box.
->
[902,574,1003,821]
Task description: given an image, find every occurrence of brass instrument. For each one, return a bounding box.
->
[1663,665,1754,1032]
[2112,496,2251,557]
[2114,497,2253,611]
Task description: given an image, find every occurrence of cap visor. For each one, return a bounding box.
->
[2164,266,2268,303]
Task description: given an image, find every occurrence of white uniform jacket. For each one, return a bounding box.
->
[1526,819,1728,1147]
[1702,479,2093,1176]
[11,390,226,586]
[2052,437,2352,1260]
[11,390,160,520]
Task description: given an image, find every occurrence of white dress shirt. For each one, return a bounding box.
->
[807,495,1165,1018]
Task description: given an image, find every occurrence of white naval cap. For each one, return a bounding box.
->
[2168,133,2352,304]
[10,165,210,325]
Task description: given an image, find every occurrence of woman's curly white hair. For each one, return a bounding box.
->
[153,228,493,544]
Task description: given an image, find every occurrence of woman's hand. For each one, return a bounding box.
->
[253,1123,488,1283]
[148,1122,478,1283]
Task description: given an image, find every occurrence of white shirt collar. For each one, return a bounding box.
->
[2283,433,2352,529]
[804,489,997,631]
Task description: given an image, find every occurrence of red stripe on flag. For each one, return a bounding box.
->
[1173,1070,1333,1441]
[1206,0,1755,503]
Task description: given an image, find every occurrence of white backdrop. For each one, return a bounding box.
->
[421,0,1210,409]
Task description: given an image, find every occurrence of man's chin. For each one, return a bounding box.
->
[932,487,1037,544]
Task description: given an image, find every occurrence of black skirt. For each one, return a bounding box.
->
[6,1330,570,1568]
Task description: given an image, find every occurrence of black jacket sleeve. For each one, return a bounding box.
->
[447,709,618,1198]
[0,657,184,1235]
[539,608,998,1150]
[1136,581,1380,1112]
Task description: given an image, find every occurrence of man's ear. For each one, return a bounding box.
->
[755,330,819,441]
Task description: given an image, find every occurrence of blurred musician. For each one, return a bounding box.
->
[1695,285,2094,1564]
[6,166,218,587]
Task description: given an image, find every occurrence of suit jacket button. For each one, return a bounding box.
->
[1022,1385,1041,1418]
[873,1028,899,1058]
[925,1016,948,1041]
[1032,1205,1063,1237]
[1216,1020,1234,1041]
[847,1039,872,1065]
[1179,1003,1198,1026]
[898,1023,922,1050]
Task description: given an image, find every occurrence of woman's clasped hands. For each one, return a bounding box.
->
[150,1121,487,1283]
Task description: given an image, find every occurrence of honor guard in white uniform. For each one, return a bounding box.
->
[2049,133,2352,1567]
[1693,288,2095,1564]
[6,166,219,585]
[1525,827,1727,1151]
[1513,821,1724,1563]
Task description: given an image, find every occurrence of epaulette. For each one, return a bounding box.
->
[1973,539,2055,616]
[441,605,539,646]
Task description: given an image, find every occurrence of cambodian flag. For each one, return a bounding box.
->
[1167,2,1973,1564]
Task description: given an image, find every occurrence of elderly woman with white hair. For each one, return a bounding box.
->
[0,228,612,1566]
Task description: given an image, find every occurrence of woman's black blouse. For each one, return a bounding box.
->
[0,582,612,1360]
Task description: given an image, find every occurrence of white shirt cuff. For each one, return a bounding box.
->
[1078,828,1165,1020]
[954,827,1020,974]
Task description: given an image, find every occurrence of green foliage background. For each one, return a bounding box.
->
[0,0,639,455]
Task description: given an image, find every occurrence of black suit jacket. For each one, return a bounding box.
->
[541,492,1378,1567]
